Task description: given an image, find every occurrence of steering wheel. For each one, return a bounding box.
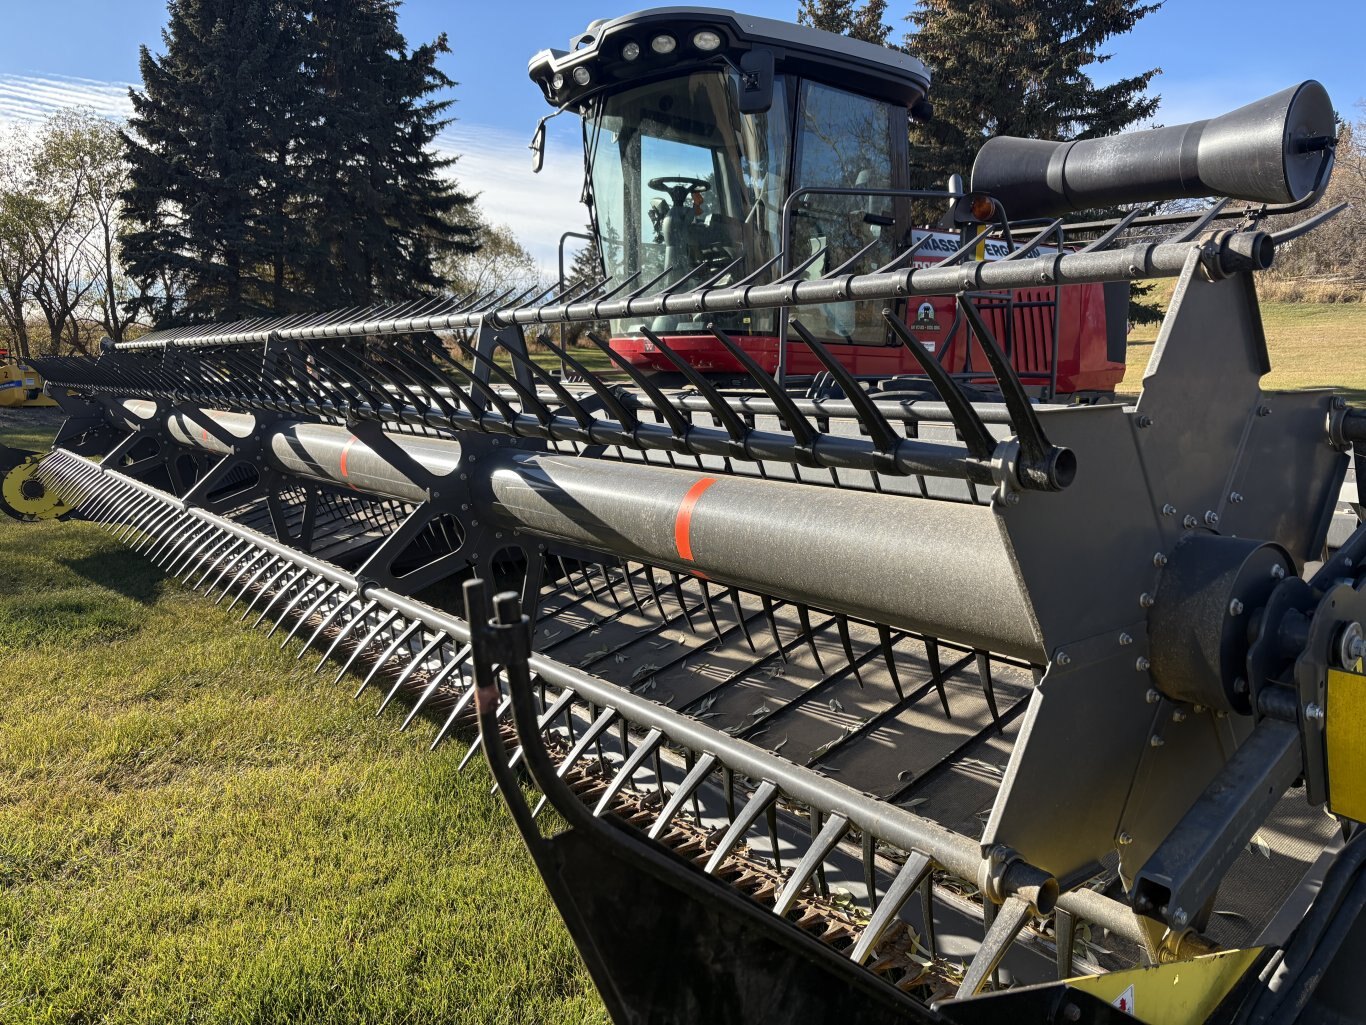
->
[648,176,711,206]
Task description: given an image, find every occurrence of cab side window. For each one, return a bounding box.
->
[793,81,897,345]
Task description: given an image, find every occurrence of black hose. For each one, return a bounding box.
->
[1239,829,1366,1024]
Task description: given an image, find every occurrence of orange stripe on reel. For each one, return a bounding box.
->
[674,477,718,562]
[340,437,357,488]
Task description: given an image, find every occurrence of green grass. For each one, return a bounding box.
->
[0,426,605,1024]
[1120,296,1366,403]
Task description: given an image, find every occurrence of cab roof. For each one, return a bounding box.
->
[528,7,930,111]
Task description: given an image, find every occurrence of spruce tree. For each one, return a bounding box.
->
[904,0,1162,191]
[121,0,309,323]
[797,0,894,44]
[296,0,477,309]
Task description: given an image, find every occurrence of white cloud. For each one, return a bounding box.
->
[436,122,590,279]
[0,72,591,282]
[0,72,134,123]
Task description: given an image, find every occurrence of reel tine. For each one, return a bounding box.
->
[975,649,1001,730]
[698,579,724,643]
[666,571,697,633]
[761,595,786,660]
[849,851,934,966]
[282,582,345,650]
[788,318,900,460]
[618,558,645,613]
[638,562,668,621]
[728,587,755,652]
[299,591,361,658]
[835,614,863,687]
[316,597,379,669]
[796,604,825,671]
[882,310,997,461]
[957,295,1057,474]
[707,324,820,453]
[926,637,951,718]
[583,330,692,440]
[877,623,904,700]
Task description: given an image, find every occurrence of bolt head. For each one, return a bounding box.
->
[1183,514,1199,529]
[1230,492,1244,504]
[1146,688,1161,704]
[1154,552,1168,567]
[1204,510,1220,527]
[1229,599,1245,616]
[1136,414,1154,428]
[1271,564,1286,580]
[1117,831,1134,846]
[1150,734,1165,748]
[1162,504,1177,517]
[1055,650,1072,666]
[1136,656,1151,672]
[1005,491,1020,506]
[1140,592,1154,608]
[1172,709,1186,723]
[1306,702,1326,723]
[1172,907,1189,928]
[1258,405,1272,417]
[1118,632,1133,646]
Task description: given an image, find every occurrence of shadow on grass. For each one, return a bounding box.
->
[62,548,166,605]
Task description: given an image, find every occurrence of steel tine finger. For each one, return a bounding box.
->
[355,620,424,698]
[333,608,401,684]
[430,679,483,750]
[618,558,644,613]
[251,565,312,628]
[316,597,379,669]
[703,780,780,875]
[282,582,344,650]
[299,590,360,658]
[265,572,324,637]
[849,851,934,965]
[227,554,281,612]
[640,563,669,622]
[402,644,472,730]
[593,728,665,816]
[955,895,1033,997]
[377,631,449,715]
[648,751,717,840]
[773,813,850,917]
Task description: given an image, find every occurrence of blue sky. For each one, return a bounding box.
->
[1,0,1361,268]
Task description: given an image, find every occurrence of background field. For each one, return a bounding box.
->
[1,296,1363,1022]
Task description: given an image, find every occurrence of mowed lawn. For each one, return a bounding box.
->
[0,429,605,1023]
[1120,297,1366,402]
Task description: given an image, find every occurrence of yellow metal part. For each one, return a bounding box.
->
[1327,667,1366,821]
[1,455,67,520]
[1065,947,1261,1024]
[0,360,57,408]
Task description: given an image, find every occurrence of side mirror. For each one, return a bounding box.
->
[737,49,775,115]
[530,121,547,174]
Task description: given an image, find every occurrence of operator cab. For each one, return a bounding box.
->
[528,8,931,348]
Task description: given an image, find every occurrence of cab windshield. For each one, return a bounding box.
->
[586,70,790,337]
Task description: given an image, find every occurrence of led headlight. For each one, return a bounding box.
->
[693,30,722,51]
[651,34,676,54]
